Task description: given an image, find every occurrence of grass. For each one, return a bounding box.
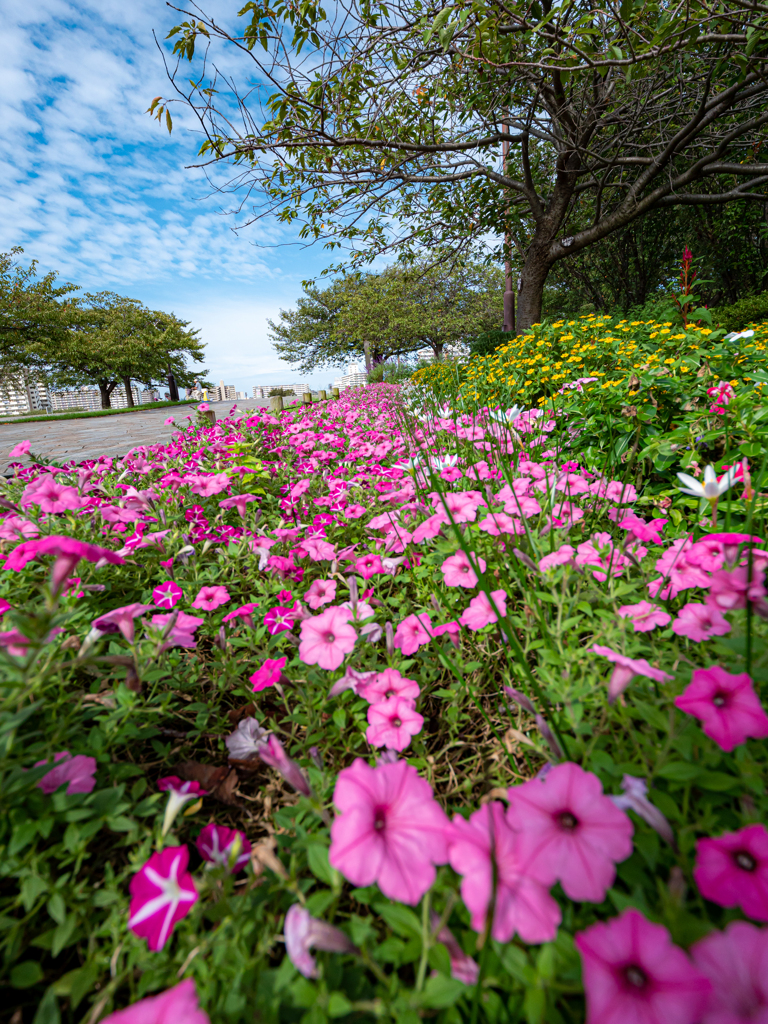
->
[0,400,196,426]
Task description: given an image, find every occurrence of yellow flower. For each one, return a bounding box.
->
[649,332,658,339]
[664,358,675,365]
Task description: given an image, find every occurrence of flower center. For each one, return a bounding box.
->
[373,808,386,831]
[392,717,402,727]
[324,632,336,643]
[557,811,579,831]
[735,850,757,872]
[713,692,728,708]
[622,964,648,990]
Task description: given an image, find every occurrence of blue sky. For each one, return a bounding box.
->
[0,0,347,391]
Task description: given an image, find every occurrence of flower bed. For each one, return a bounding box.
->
[1,384,767,1023]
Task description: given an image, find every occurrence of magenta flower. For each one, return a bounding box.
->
[21,476,83,514]
[250,656,288,693]
[617,601,671,633]
[671,603,731,642]
[222,602,260,628]
[359,667,420,704]
[264,605,296,635]
[151,610,204,650]
[9,439,31,459]
[478,512,525,536]
[196,823,251,873]
[588,645,674,703]
[366,695,424,751]
[575,909,710,1024]
[620,516,668,544]
[539,545,575,571]
[299,605,357,670]
[431,914,479,986]
[448,802,561,944]
[507,762,634,902]
[93,603,154,643]
[284,904,356,979]
[100,979,210,1024]
[158,776,208,835]
[219,493,259,518]
[153,580,182,609]
[189,472,230,497]
[304,578,337,610]
[441,550,486,588]
[707,565,766,612]
[35,752,96,795]
[675,666,768,751]
[128,846,198,951]
[459,589,507,631]
[258,735,311,796]
[393,612,434,655]
[694,824,768,921]
[3,535,125,592]
[191,585,231,611]
[354,553,384,578]
[329,758,449,904]
[691,920,768,1024]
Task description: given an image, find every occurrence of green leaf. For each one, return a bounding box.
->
[656,761,700,783]
[697,771,740,792]
[46,894,66,926]
[415,973,467,1008]
[11,960,44,988]
[307,843,336,885]
[374,902,422,939]
[32,988,60,1024]
[740,441,761,457]
[328,992,353,1017]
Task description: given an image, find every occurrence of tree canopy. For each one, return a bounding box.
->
[156,0,768,330]
[269,263,503,373]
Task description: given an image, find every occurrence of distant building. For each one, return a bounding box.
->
[333,363,368,392]
[141,388,161,404]
[252,383,309,399]
[0,379,50,417]
[49,384,140,412]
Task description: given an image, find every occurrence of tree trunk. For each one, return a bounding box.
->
[98,380,113,409]
[516,248,554,333]
[362,339,372,374]
[122,376,135,406]
[167,369,179,402]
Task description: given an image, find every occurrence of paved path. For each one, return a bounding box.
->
[0,402,269,472]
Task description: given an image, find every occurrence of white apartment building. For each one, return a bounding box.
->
[49,384,141,412]
[333,363,368,392]
[252,383,309,399]
[0,379,50,417]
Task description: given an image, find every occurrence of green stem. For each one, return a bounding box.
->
[415,891,431,993]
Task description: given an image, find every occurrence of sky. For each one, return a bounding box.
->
[0,0,349,392]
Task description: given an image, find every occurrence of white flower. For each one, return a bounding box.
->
[225,718,270,761]
[431,454,459,471]
[676,464,737,501]
[724,329,755,343]
[489,405,523,424]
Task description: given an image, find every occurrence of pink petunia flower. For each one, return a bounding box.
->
[304,578,337,610]
[153,580,182,609]
[221,602,260,628]
[158,777,208,835]
[299,605,357,670]
[264,605,296,635]
[219,493,259,518]
[441,550,486,588]
[354,553,384,578]
[35,752,97,795]
[196,823,251,873]
[258,734,311,796]
[250,657,288,693]
[617,601,671,633]
[575,909,711,1024]
[588,645,674,703]
[459,589,507,631]
[478,512,525,536]
[3,535,125,593]
[359,667,420,704]
[284,904,356,979]
[366,695,424,751]
[707,565,767,612]
[672,603,731,642]
[9,439,31,459]
[694,824,768,921]
[188,473,230,497]
[448,802,561,944]
[691,920,768,1024]
[620,516,668,544]
[20,476,83,514]
[191,585,231,611]
[93,603,154,643]
[128,846,199,951]
[100,978,210,1024]
[539,545,574,571]
[329,758,449,905]
[675,666,768,751]
[431,913,479,986]
[150,611,204,650]
[393,612,433,655]
[507,762,633,902]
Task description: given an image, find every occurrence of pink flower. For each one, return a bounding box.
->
[93,603,154,643]
[672,603,731,642]
[128,846,198,951]
[219,493,258,518]
[299,605,357,670]
[158,776,208,834]
[588,645,674,703]
[448,802,561,944]
[366,695,424,751]
[35,752,97,795]
[478,512,525,536]
[393,612,433,655]
[196,824,251,873]
[21,476,83,514]
[153,580,182,609]
[694,825,768,921]
[620,516,668,544]
[539,545,574,571]
[431,914,479,986]
[507,762,633,902]
[100,979,209,1024]
[9,439,31,459]
[675,666,768,751]
[222,601,260,628]
[354,553,384,578]
[250,657,287,693]
[300,537,336,561]
[304,578,337,609]
[691,920,768,1024]
[707,565,766,612]
[441,550,486,587]
[611,775,675,846]
[191,585,230,611]
[150,611,204,650]
[258,734,312,796]
[343,504,367,519]
[264,605,295,635]
[575,909,710,1024]
[189,472,230,497]
[284,904,356,979]
[617,601,671,633]
[329,758,449,904]
[3,535,125,592]
[163,416,176,425]
[459,589,507,631]
[359,667,420,704]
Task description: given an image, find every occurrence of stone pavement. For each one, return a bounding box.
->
[0,401,269,472]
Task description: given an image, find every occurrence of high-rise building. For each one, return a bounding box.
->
[49,384,140,412]
[0,379,50,417]
[333,363,368,392]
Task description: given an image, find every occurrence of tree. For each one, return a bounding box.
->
[155,0,768,332]
[269,262,502,373]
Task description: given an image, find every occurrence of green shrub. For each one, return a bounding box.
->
[713,290,768,332]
